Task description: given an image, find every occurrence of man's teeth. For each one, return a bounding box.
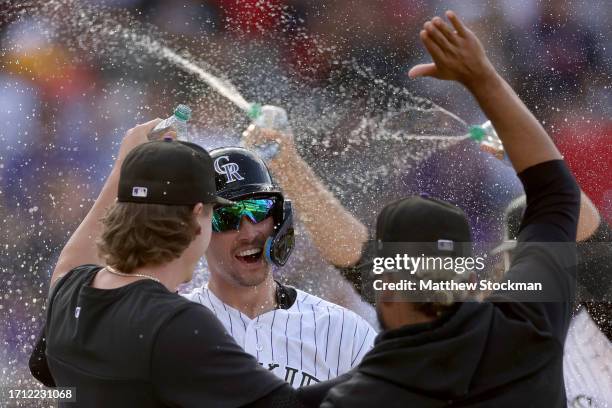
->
[238,248,262,257]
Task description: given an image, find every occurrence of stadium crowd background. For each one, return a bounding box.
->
[0,0,610,397]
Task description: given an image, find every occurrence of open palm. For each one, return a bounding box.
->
[408,11,496,89]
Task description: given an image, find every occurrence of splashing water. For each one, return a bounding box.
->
[0,0,479,242]
[126,35,253,113]
[6,0,469,136]
[1,1,518,394]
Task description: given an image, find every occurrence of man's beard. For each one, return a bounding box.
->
[229,264,270,287]
[227,236,270,287]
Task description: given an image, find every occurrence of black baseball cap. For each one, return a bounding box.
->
[118,139,234,206]
[376,194,472,258]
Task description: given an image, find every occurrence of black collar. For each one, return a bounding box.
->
[275,280,297,309]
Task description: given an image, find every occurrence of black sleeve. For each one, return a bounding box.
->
[28,329,55,387]
[516,159,580,243]
[242,371,353,408]
[489,160,580,340]
[151,304,288,408]
[29,267,82,387]
[296,372,353,407]
[241,384,304,408]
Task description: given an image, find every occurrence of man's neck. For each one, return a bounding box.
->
[207,274,277,319]
[134,258,192,292]
[96,258,192,293]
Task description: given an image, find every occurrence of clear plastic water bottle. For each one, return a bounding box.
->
[148,104,192,141]
[245,103,290,160]
[469,120,510,165]
[247,104,289,131]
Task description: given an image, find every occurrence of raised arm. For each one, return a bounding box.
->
[409,10,580,307]
[242,126,368,267]
[408,11,562,173]
[50,119,161,287]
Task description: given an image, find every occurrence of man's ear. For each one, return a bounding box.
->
[192,203,213,217]
[192,203,209,236]
[192,203,204,217]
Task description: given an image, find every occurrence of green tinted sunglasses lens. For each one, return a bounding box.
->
[212,198,276,232]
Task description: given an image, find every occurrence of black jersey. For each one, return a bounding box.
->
[45,265,286,407]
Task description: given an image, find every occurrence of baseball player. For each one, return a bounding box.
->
[492,195,612,407]
[30,121,317,407]
[183,147,377,387]
[198,112,376,322]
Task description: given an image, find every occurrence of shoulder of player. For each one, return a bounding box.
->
[50,264,101,294]
[153,302,234,352]
[180,286,209,304]
[293,289,365,321]
[156,299,228,339]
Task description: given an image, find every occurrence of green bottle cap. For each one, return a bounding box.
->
[469,125,485,142]
[247,103,262,120]
[174,104,192,121]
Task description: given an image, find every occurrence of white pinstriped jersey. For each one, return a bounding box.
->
[183,286,377,388]
[563,308,612,407]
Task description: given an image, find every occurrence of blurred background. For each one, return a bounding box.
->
[0,0,610,401]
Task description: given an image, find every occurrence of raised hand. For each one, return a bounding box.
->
[117,118,162,164]
[408,11,496,89]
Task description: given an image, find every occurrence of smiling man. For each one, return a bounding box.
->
[183,147,376,388]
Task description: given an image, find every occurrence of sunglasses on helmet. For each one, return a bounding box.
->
[212,197,278,232]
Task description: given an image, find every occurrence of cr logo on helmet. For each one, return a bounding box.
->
[214,156,244,183]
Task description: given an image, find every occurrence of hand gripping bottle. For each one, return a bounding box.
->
[148,104,192,141]
[469,120,510,165]
[245,104,291,161]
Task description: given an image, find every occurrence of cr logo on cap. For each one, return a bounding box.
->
[214,156,244,184]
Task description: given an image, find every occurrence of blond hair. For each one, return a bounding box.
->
[97,202,199,273]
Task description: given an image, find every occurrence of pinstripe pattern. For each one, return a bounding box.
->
[352,326,371,366]
[238,311,247,330]
[325,306,331,379]
[563,308,612,406]
[270,310,276,362]
[284,312,290,366]
[197,292,212,316]
[351,321,358,358]
[311,304,318,378]
[182,286,377,388]
[336,309,345,376]
[297,299,303,371]
[255,316,260,360]
[221,302,233,336]
[205,290,217,316]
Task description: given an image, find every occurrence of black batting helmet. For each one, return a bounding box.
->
[209,147,294,266]
[210,147,283,201]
